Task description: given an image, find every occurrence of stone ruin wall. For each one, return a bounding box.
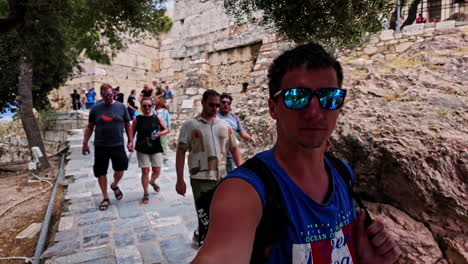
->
[49,0,468,156]
[49,35,164,111]
[0,112,87,164]
[343,20,468,60]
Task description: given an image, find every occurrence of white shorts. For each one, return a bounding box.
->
[137,152,163,168]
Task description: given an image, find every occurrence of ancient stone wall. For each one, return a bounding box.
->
[343,21,467,60]
[49,36,163,111]
[0,112,87,165]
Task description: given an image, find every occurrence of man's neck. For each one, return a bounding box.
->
[201,112,216,123]
[274,141,330,203]
[273,140,327,181]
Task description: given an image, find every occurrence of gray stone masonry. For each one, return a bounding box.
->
[42,129,198,264]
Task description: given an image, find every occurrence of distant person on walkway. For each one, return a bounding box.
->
[139,84,154,105]
[85,88,97,109]
[192,43,401,263]
[127,89,138,120]
[153,80,165,102]
[155,100,171,164]
[114,86,124,103]
[217,92,256,172]
[175,89,244,245]
[164,85,174,104]
[415,13,427,24]
[82,83,134,211]
[70,89,81,110]
[132,97,169,204]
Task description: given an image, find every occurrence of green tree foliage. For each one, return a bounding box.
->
[0,0,173,113]
[0,0,172,169]
[223,0,394,50]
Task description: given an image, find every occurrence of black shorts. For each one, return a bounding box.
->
[93,145,129,177]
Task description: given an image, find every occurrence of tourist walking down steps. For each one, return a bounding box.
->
[82,83,134,211]
[132,97,169,204]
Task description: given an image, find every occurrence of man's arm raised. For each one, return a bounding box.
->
[192,178,262,264]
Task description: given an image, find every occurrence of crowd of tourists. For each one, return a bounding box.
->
[81,43,401,264]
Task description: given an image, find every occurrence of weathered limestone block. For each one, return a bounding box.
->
[209,53,222,66]
[396,42,412,53]
[459,24,468,34]
[161,58,172,70]
[113,53,137,68]
[436,20,456,31]
[364,46,378,55]
[226,84,242,93]
[380,29,395,41]
[423,28,435,37]
[369,34,380,44]
[180,99,194,109]
[402,24,425,36]
[185,88,198,95]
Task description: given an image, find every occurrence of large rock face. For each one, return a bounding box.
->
[331,31,468,263]
[230,31,468,264]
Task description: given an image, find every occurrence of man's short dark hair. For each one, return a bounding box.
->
[202,89,220,101]
[267,43,343,99]
[100,83,113,93]
[220,93,233,103]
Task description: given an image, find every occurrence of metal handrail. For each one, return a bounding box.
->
[32,153,66,264]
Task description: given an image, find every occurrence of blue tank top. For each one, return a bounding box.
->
[225,149,359,264]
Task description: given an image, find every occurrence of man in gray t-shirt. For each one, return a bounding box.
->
[217,93,256,172]
[82,83,134,211]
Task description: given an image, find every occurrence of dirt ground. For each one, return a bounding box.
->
[0,157,64,264]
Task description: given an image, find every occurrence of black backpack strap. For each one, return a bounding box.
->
[325,153,373,227]
[240,157,289,264]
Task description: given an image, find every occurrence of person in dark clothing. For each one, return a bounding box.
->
[114,86,124,103]
[131,97,169,204]
[71,89,82,110]
[82,83,134,211]
[127,89,138,120]
[139,84,154,103]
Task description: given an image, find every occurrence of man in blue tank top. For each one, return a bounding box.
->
[192,44,401,263]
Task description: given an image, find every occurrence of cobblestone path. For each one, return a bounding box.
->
[42,129,199,264]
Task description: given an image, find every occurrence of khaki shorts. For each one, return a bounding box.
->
[137,152,163,168]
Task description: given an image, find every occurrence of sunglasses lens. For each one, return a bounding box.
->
[209,103,220,108]
[281,88,346,110]
[283,88,311,110]
[318,88,346,110]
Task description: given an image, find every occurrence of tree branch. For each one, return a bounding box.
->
[0,0,26,33]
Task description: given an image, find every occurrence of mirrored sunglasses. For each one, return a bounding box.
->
[102,94,113,98]
[273,87,347,110]
[208,103,220,108]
